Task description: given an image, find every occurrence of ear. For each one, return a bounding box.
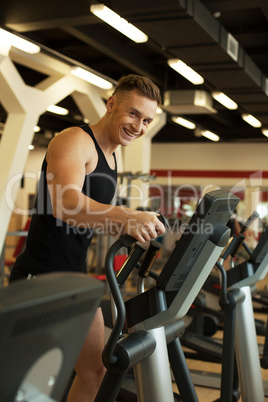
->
[107,96,116,112]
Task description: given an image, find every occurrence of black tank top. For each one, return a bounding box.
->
[15,125,117,275]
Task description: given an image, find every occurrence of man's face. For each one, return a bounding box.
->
[107,90,158,146]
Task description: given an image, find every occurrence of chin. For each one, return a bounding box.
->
[120,135,135,146]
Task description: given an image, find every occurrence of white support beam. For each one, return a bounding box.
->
[9,47,71,77]
[72,88,106,125]
[0,112,39,250]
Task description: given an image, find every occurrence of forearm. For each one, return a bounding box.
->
[52,189,134,234]
[51,189,165,242]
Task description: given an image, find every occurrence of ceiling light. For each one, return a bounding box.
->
[71,66,113,90]
[201,130,220,142]
[213,11,221,18]
[241,114,262,128]
[212,91,238,110]
[167,59,204,85]
[171,116,196,129]
[33,126,40,132]
[47,105,69,115]
[0,28,40,54]
[28,144,35,150]
[90,4,148,43]
[261,129,268,137]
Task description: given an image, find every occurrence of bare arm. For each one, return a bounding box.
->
[46,127,165,242]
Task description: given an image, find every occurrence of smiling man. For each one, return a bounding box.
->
[9,74,166,401]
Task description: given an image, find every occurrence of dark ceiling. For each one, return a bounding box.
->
[1,0,268,144]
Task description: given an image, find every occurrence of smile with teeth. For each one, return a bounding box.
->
[123,128,139,138]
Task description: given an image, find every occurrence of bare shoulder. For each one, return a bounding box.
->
[47,126,96,164]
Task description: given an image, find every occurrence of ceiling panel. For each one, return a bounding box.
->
[0,0,268,145]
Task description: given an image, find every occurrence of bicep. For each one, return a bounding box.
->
[47,152,85,192]
[46,129,92,208]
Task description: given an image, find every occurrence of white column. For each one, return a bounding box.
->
[72,88,106,124]
[0,56,40,251]
[243,171,263,235]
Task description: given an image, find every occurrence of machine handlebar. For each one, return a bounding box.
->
[240,211,259,234]
[221,211,259,260]
[102,213,168,367]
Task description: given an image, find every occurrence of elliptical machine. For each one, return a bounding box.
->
[182,214,268,401]
[95,189,239,402]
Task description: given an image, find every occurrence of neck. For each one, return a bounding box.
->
[90,116,118,154]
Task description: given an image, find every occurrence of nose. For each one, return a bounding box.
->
[131,120,143,134]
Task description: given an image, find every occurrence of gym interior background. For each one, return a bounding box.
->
[1,1,268,401]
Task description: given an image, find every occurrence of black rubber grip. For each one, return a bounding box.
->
[138,240,162,278]
[116,244,145,285]
[240,211,259,234]
[158,212,169,228]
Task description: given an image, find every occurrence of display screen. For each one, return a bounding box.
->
[157,190,240,292]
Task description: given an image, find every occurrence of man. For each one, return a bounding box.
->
[9,74,166,401]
